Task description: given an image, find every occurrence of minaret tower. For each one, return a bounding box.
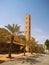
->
[24,14,31,40]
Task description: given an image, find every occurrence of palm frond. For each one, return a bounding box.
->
[15,24,20,33]
[5,24,14,34]
[5,24,22,36]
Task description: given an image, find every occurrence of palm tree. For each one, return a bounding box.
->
[27,40,32,54]
[5,24,21,58]
[20,35,27,56]
[27,38,37,54]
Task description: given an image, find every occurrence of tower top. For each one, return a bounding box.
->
[26,14,30,16]
[25,14,31,17]
[25,14,31,21]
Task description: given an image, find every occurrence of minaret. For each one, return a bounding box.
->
[24,14,31,40]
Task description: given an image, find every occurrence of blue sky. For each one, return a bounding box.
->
[0,0,49,44]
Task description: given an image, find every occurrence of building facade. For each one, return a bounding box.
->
[24,14,31,40]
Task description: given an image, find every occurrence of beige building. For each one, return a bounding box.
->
[24,14,31,40]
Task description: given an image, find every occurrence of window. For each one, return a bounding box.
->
[25,26,27,28]
[25,31,27,34]
[26,17,28,20]
[26,21,27,24]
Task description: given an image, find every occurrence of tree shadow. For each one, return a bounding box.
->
[29,54,44,59]
[25,57,40,64]
[28,55,40,59]
[16,56,41,65]
[6,56,16,61]
[45,53,49,55]
[7,56,15,59]
[0,60,5,64]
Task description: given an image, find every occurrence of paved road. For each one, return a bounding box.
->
[0,53,49,65]
[33,53,49,65]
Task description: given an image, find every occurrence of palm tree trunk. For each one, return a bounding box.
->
[9,43,12,58]
[9,35,14,58]
[24,46,25,56]
[30,47,32,54]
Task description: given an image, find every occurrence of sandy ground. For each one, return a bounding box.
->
[0,53,36,61]
[0,53,49,65]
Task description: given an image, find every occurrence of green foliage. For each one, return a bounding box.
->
[20,35,27,55]
[5,24,21,58]
[0,28,11,42]
[45,39,49,50]
[5,24,20,35]
[27,38,44,53]
[25,38,37,54]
